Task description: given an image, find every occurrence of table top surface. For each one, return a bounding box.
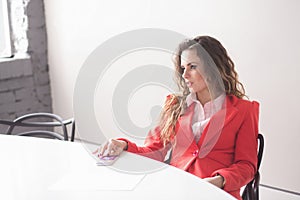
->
[0,134,235,200]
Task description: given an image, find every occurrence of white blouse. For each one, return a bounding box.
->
[186,92,225,142]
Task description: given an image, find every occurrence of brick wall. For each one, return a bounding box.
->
[0,0,52,132]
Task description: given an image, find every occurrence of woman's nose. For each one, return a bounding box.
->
[182,68,189,79]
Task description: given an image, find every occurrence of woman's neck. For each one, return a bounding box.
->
[196,90,211,106]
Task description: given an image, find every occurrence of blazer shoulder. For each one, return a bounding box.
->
[231,95,259,107]
[240,99,259,107]
[229,95,260,115]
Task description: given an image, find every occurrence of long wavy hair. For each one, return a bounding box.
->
[159,36,246,145]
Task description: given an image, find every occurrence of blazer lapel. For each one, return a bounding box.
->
[175,103,197,148]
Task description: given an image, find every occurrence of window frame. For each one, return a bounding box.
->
[0,0,12,58]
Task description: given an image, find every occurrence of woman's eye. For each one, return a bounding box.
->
[190,65,197,69]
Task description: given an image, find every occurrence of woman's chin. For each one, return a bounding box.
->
[188,88,195,93]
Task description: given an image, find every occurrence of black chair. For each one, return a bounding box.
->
[5,112,74,141]
[70,119,76,142]
[0,119,15,126]
[242,133,264,200]
[0,119,16,134]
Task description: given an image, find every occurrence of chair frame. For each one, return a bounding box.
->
[242,133,264,200]
[70,119,76,142]
[0,119,15,126]
[4,113,74,141]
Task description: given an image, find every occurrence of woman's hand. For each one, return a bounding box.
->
[203,175,225,189]
[93,139,128,157]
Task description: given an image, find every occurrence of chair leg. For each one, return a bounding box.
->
[70,120,75,142]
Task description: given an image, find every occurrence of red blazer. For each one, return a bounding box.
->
[119,95,259,199]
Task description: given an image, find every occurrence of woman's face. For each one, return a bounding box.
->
[181,49,209,99]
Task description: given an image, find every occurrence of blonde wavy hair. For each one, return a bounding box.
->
[159,36,246,146]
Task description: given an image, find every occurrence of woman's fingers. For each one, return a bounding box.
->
[96,139,126,157]
[92,148,99,155]
[109,139,125,155]
[100,141,108,155]
[105,139,115,156]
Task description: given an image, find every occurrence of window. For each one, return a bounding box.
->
[0,0,12,58]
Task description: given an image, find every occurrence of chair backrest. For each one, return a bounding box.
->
[0,119,15,126]
[0,119,15,134]
[242,133,265,200]
[5,113,73,141]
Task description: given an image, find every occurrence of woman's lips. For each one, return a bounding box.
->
[186,81,193,87]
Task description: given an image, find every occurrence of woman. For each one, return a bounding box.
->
[97,36,259,199]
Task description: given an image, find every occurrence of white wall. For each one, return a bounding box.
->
[44,0,300,194]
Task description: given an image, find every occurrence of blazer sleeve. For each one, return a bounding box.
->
[211,101,259,192]
[118,126,170,162]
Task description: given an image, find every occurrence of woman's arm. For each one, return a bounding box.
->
[118,126,170,162]
[95,126,168,162]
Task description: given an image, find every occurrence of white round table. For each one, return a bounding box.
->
[0,134,235,200]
